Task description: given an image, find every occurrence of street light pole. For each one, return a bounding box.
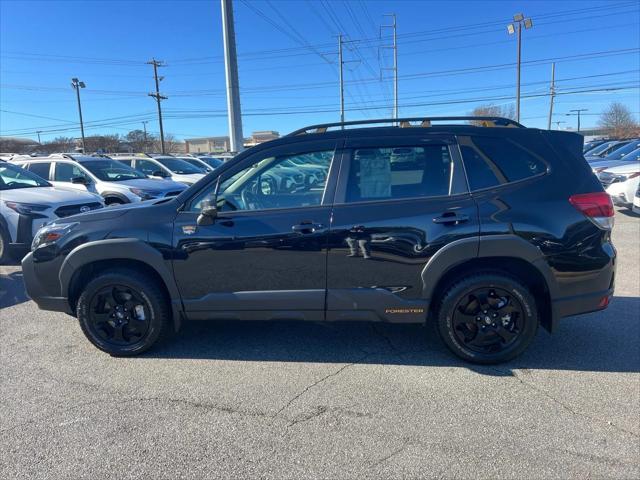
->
[142,120,149,152]
[71,78,86,152]
[507,14,533,123]
[221,0,244,153]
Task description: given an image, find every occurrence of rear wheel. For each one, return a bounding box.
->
[76,269,171,356]
[0,225,12,265]
[436,273,538,364]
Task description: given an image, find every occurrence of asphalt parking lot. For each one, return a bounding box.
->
[1,208,638,479]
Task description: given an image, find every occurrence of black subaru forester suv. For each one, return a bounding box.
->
[22,117,616,364]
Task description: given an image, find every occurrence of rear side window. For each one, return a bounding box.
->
[345,145,453,202]
[459,145,501,191]
[471,136,547,183]
[27,162,51,180]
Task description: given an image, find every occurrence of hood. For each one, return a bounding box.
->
[55,197,176,224]
[601,162,640,175]
[0,186,102,204]
[172,173,206,184]
[116,178,187,192]
[590,160,628,170]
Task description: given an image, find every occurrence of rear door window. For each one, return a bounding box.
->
[26,162,51,180]
[344,145,454,203]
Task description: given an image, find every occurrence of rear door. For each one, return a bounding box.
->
[326,134,479,323]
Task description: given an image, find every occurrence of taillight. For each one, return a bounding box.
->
[569,192,614,229]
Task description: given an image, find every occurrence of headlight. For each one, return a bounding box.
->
[129,188,160,200]
[4,201,48,215]
[31,222,78,251]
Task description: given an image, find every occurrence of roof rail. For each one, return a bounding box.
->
[287,116,524,136]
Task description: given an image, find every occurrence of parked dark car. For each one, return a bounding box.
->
[22,116,616,364]
[583,139,609,153]
[585,140,633,161]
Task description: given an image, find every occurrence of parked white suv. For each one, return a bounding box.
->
[598,160,640,209]
[12,154,187,205]
[0,162,104,263]
[111,154,206,185]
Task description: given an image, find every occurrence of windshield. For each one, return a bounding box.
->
[620,148,640,162]
[184,159,211,171]
[604,141,640,160]
[156,157,203,174]
[586,141,617,156]
[81,159,147,181]
[0,163,51,190]
[199,157,223,168]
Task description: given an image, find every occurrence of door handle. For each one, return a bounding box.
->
[292,222,325,234]
[432,212,469,225]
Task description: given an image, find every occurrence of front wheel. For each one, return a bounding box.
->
[76,269,171,356]
[436,273,538,364]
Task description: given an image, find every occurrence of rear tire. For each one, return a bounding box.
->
[76,268,171,356]
[0,225,12,265]
[435,272,538,364]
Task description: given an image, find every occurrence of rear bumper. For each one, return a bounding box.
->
[553,287,614,319]
[21,252,72,314]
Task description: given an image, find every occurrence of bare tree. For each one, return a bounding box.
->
[83,135,121,153]
[153,133,184,154]
[125,129,156,152]
[0,138,31,154]
[469,104,516,125]
[40,136,78,154]
[598,102,639,139]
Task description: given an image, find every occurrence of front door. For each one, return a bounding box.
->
[326,134,479,323]
[172,140,340,321]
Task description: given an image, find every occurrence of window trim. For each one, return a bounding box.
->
[457,135,550,193]
[182,140,342,214]
[333,141,465,206]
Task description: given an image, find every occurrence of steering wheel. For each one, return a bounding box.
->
[241,188,261,210]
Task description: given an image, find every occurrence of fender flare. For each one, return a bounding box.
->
[59,238,183,328]
[421,234,558,301]
[101,191,131,204]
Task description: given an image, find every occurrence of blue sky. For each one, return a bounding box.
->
[1,0,638,142]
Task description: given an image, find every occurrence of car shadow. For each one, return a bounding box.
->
[146,296,640,374]
[0,268,29,309]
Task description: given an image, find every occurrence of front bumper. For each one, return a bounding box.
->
[21,252,72,314]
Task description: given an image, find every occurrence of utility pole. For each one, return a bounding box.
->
[338,34,345,124]
[547,62,556,130]
[36,131,42,144]
[554,120,566,129]
[221,0,244,153]
[142,120,149,152]
[567,109,588,132]
[507,14,533,123]
[381,14,398,119]
[147,58,167,154]
[71,78,86,153]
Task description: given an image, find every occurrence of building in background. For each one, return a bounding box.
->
[245,130,280,146]
[185,131,279,153]
[185,136,231,153]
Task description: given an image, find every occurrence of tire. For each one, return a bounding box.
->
[76,268,171,356]
[435,272,538,364]
[0,225,12,265]
[105,198,126,206]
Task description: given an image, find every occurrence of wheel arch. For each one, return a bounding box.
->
[101,191,130,204]
[423,235,558,332]
[61,239,183,330]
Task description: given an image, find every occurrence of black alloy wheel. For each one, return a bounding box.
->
[436,273,538,364]
[76,268,171,356]
[451,287,523,354]
[88,285,151,346]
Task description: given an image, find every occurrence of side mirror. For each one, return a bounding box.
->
[153,170,169,178]
[71,176,88,185]
[197,205,218,226]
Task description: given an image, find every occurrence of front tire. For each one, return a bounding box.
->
[76,268,171,356]
[435,273,538,364]
[0,225,12,265]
